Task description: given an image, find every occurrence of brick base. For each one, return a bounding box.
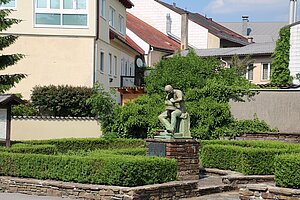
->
[146,139,200,181]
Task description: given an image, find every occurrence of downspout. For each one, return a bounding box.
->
[94,0,100,84]
[148,46,154,67]
[220,57,228,68]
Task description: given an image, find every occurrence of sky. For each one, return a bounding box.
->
[163,0,300,22]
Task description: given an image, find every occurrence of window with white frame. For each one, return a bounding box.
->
[118,14,124,34]
[0,0,16,9]
[109,6,115,28]
[262,63,271,81]
[114,56,117,76]
[121,58,125,76]
[100,51,104,72]
[100,0,106,18]
[35,0,88,27]
[246,64,254,81]
[108,53,112,75]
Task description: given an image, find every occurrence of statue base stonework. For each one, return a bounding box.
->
[146,139,200,181]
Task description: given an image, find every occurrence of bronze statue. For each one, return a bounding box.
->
[157,85,191,139]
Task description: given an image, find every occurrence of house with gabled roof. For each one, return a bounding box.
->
[128,0,249,49]
[0,0,143,102]
[126,12,180,67]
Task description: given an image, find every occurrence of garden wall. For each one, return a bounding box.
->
[11,116,101,140]
[230,90,300,133]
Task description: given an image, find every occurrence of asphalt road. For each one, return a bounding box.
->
[0,193,70,200]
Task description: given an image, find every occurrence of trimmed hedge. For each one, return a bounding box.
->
[90,148,146,157]
[201,144,300,175]
[275,154,300,189]
[0,144,57,155]
[0,152,177,187]
[20,138,146,153]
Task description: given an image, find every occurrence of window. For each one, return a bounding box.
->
[0,0,16,9]
[118,14,124,34]
[114,56,117,76]
[35,0,88,28]
[100,0,106,18]
[100,51,104,72]
[121,58,125,76]
[246,64,254,81]
[109,6,115,28]
[108,53,112,75]
[262,63,271,81]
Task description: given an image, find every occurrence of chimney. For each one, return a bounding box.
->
[166,13,172,33]
[173,2,176,7]
[247,37,254,43]
[289,0,297,24]
[242,16,249,36]
[181,12,188,50]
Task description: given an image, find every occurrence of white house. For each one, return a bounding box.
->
[289,21,300,84]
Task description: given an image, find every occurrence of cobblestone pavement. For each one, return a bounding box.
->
[183,191,240,200]
[0,193,71,200]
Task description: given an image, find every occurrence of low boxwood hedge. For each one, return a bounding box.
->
[201,144,300,175]
[0,144,57,155]
[275,154,300,189]
[0,152,176,187]
[89,148,146,157]
[19,138,146,153]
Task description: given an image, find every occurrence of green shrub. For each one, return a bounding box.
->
[89,148,146,157]
[275,154,300,188]
[12,103,38,116]
[0,152,176,186]
[201,143,300,175]
[21,138,146,153]
[31,85,95,117]
[0,144,57,155]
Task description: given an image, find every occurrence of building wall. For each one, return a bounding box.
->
[207,33,220,48]
[0,35,95,99]
[11,117,101,141]
[289,23,300,84]
[128,0,208,49]
[230,90,300,133]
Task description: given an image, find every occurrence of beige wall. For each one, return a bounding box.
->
[207,33,220,48]
[230,90,300,133]
[149,50,169,67]
[0,35,95,99]
[11,118,101,141]
[4,0,96,37]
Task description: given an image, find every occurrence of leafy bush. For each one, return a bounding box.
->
[0,144,57,155]
[11,103,38,116]
[271,27,292,84]
[0,152,176,186]
[89,148,146,157]
[275,154,300,188]
[201,142,300,175]
[21,138,146,153]
[31,85,95,117]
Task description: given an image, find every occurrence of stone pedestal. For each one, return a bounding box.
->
[146,139,200,181]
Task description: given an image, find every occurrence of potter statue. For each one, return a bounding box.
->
[157,85,191,139]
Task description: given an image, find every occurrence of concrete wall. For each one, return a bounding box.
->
[11,117,101,141]
[230,90,300,133]
[207,33,220,48]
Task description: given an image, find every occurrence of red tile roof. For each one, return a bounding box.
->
[126,12,180,52]
[109,29,144,55]
[119,0,134,8]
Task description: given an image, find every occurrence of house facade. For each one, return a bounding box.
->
[0,0,141,100]
[289,21,300,84]
[128,0,248,49]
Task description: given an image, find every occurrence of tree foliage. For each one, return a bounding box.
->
[0,1,26,93]
[102,51,274,139]
[270,27,292,84]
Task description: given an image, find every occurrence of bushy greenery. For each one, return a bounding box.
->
[30,85,94,117]
[11,103,38,116]
[102,51,273,139]
[200,140,300,175]
[0,144,57,154]
[0,0,26,93]
[20,138,146,153]
[271,27,292,84]
[0,152,176,186]
[275,154,300,188]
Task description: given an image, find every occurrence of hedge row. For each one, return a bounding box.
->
[0,152,176,187]
[89,148,146,157]
[275,154,300,189]
[19,138,146,153]
[201,144,300,175]
[0,144,57,155]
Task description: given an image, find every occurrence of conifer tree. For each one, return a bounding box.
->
[0,0,26,93]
